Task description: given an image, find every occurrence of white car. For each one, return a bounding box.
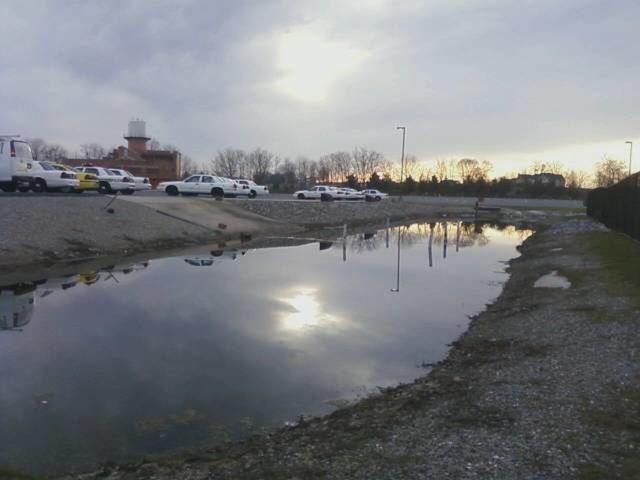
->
[75,166,136,194]
[235,179,269,198]
[109,169,152,192]
[293,185,339,201]
[361,189,388,201]
[28,161,79,193]
[183,249,247,266]
[341,188,365,200]
[0,136,32,192]
[158,174,245,198]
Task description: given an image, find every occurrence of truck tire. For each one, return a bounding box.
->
[32,179,47,193]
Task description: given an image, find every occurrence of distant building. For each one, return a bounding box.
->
[65,120,181,187]
[515,173,565,188]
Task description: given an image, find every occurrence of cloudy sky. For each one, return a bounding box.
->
[2,0,639,176]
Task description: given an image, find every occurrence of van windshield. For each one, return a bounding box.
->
[11,141,33,159]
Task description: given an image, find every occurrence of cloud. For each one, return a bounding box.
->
[1,0,638,172]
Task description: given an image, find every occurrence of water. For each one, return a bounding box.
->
[0,222,530,475]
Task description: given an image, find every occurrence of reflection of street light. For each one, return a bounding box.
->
[391,227,401,292]
[626,141,633,176]
[396,126,406,200]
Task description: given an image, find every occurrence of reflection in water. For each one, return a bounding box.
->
[0,222,531,475]
[278,287,342,333]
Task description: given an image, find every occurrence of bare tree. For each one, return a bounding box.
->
[181,154,198,178]
[317,155,334,183]
[352,147,385,183]
[565,169,590,189]
[149,138,161,150]
[248,148,274,184]
[211,148,247,178]
[26,138,47,160]
[456,158,493,183]
[80,143,106,159]
[39,144,69,162]
[329,151,352,182]
[594,157,626,187]
[434,158,452,181]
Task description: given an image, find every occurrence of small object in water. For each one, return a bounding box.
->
[106,208,115,214]
[240,232,252,242]
[218,223,227,229]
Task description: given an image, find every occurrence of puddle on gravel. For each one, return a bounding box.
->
[534,270,571,289]
[0,222,531,475]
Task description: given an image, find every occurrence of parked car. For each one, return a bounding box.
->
[341,188,365,200]
[361,189,388,201]
[49,163,99,192]
[158,174,245,197]
[109,169,152,192]
[293,185,339,201]
[74,166,135,194]
[235,179,269,198]
[26,161,79,193]
[0,136,32,192]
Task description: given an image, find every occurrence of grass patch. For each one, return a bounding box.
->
[0,468,39,480]
[580,231,640,303]
[578,385,640,479]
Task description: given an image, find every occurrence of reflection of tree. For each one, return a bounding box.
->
[335,222,532,255]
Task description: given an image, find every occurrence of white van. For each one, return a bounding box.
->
[0,136,32,192]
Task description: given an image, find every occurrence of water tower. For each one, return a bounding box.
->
[124,119,151,153]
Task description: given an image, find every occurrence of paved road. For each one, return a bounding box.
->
[0,190,584,209]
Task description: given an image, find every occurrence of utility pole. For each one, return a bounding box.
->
[626,141,633,176]
[396,126,406,200]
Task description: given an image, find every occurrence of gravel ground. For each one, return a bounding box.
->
[56,219,640,480]
[0,196,219,271]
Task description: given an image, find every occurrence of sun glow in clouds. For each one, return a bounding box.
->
[275,24,367,103]
[278,287,342,333]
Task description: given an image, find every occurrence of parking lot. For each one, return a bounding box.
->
[0,189,584,209]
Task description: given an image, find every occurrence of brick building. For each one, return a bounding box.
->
[65,120,181,187]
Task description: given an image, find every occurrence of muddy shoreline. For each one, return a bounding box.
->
[49,218,639,479]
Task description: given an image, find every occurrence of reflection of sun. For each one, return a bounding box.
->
[278,287,341,332]
[275,24,366,103]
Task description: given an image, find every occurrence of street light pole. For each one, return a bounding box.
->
[396,126,406,200]
[626,141,633,176]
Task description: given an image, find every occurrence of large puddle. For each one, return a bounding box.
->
[0,222,531,475]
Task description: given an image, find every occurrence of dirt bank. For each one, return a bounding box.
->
[52,219,639,479]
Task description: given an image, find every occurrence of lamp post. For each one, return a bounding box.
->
[626,141,633,176]
[396,126,406,200]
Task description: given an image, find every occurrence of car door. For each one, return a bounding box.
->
[182,175,201,193]
[200,175,215,194]
[312,186,324,199]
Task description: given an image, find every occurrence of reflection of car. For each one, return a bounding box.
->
[0,284,35,330]
[361,189,388,201]
[293,185,339,201]
[28,161,79,193]
[109,169,151,192]
[50,163,99,192]
[159,175,246,198]
[235,179,269,198]
[183,249,247,266]
[75,166,135,194]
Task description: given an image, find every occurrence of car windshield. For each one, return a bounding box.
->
[38,162,57,171]
[107,170,120,175]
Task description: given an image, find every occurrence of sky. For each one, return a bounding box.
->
[1,0,639,177]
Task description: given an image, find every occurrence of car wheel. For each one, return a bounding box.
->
[32,179,47,193]
[249,190,257,199]
[297,193,305,200]
[122,189,134,195]
[166,185,179,196]
[320,193,334,202]
[375,196,381,201]
[98,182,112,194]
[211,187,224,198]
